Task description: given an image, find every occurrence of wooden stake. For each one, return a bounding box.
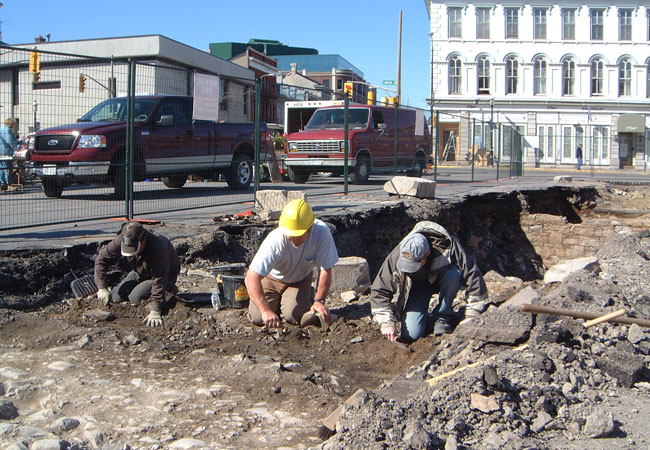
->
[584,308,627,328]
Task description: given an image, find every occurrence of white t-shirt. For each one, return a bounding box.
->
[249,219,339,284]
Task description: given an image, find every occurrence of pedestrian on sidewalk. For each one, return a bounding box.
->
[0,118,19,191]
[370,221,488,342]
[576,144,583,170]
[245,199,339,329]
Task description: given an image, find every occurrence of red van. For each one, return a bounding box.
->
[284,104,430,183]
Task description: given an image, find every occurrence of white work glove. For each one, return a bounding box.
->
[143,310,163,327]
[98,288,111,306]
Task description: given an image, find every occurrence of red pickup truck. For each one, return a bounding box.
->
[284,104,430,183]
[30,95,269,198]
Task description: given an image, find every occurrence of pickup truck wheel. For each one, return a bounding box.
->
[350,156,370,184]
[42,179,63,198]
[162,175,187,189]
[226,153,252,190]
[112,166,126,200]
[288,167,310,184]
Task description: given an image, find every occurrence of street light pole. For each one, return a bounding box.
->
[0,3,4,43]
[32,100,38,132]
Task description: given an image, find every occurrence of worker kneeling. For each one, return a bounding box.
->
[370,221,488,342]
[94,221,180,327]
[245,199,339,329]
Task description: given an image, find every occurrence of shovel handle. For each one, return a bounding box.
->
[521,304,650,328]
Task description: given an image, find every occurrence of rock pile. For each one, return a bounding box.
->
[321,229,650,450]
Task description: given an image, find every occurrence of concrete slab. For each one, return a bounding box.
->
[383,176,436,198]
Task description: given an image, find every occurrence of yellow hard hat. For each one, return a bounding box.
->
[279,199,315,236]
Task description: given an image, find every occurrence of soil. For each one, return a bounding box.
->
[0,183,649,450]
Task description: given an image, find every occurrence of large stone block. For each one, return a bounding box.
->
[383,176,436,198]
[455,305,532,344]
[597,348,646,388]
[325,256,371,299]
[255,190,307,212]
[543,256,600,284]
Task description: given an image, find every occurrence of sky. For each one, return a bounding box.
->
[0,0,432,109]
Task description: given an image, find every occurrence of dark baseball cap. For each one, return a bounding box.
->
[396,233,430,273]
[121,222,145,256]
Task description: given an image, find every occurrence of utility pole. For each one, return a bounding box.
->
[396,10,402,104]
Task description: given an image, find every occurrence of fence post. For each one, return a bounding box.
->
[471,117,476,182]
[434,110,440,182]
[254,78,261,199]
[343,95,349,196]
[496,123,501,180]
[125,59,136,218]
[393,101,399,175]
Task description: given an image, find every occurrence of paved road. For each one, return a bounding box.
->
[1,165,647,251]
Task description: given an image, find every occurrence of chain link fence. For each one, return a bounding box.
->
[0,45,267,231]
[1,44,532,231]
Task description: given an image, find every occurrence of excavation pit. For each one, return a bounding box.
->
[0,183,649,449]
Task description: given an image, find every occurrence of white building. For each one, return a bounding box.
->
[425,1,650,170]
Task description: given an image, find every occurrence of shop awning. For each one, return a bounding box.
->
[617,114,645,132]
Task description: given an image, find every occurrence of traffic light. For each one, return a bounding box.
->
[29,51,41,73]
[344,82,353,98]
[33,72,40,83]
[367,90,376,105]
[79,74,86,93]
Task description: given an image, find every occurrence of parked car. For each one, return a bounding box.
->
[284,104,430,184]
[30,96,270,198]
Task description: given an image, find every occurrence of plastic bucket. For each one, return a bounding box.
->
[221,274,249,309]
[211,263,247,277]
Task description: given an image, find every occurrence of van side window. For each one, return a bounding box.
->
[373,111,384,129]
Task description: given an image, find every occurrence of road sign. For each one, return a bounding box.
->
[383,80,396,85]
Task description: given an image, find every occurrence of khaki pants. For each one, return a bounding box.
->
[248,274,313,326]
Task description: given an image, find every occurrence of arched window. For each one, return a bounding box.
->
[618,58,632,97]
[591,58,604,96]
[478,56,491,95]
[562,58,575,96]
[506,57,519,94]
[449,56,462,94]
[534,57,547,95]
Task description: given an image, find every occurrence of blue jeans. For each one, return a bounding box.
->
[0,168,10,186]
[401,265,462,342]
[577,157,583,170]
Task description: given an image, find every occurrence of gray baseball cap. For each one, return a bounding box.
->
[396,233,430,273]
[121,222,145,256]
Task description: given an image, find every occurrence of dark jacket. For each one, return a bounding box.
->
[370,221,487,330]
[94,228,180,304]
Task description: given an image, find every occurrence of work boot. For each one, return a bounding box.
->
[433,318,453,336]
[300,312,320,328]
[300,311,338,331]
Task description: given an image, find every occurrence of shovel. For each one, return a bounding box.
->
[70,270,98,299]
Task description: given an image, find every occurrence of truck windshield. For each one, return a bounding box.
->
[77,98,158,123]
[305,108,369,130]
